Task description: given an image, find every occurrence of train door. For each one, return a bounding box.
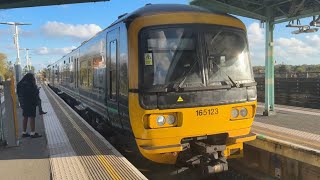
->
[106,28,123,129]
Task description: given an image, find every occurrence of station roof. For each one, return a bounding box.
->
[0,0,108,9]
[191,0,320,24]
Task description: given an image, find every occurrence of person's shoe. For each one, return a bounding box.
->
[30,133,42,138]
[22,133,30,138]
[39,111,47,115]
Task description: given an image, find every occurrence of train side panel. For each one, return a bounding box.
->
[48,23,131,132]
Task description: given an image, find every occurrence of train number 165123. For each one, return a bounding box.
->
[195,108,218,116]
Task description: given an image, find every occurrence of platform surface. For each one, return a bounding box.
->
[0,94,50,180]
[0,83,146,180]
[41,84,146,180]
[253,103,320,151]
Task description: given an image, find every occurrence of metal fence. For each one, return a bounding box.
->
[255,72,320,79]
[255,77,320,109]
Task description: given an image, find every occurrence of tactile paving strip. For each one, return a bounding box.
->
[42,85,147,180]
[40,87,90,180]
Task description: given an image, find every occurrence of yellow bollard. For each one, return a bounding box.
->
[10,76,19,141]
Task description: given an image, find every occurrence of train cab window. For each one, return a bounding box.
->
[139,25,254,91]
[140,27,201,89]
[204,30,254,85]
[109,40,117,100]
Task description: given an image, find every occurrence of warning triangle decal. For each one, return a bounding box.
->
[177,96,184,102]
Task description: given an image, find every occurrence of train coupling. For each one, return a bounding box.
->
[193,141,228,174]
[176,141,228,174]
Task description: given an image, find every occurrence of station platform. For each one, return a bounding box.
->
[0,84,146,180]
[254,103,320,151]
[230,103,320,179]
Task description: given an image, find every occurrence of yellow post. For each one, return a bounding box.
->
[10,76,19,140]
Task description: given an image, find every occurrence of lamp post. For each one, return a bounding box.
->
[0,22,31,84]
[20,48,31,72]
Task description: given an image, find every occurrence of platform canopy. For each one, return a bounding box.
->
[191,0,320,24]
[191,0,320,116]
[0,0,109,9]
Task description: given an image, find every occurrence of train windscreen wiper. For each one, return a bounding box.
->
[167,55,200,92]
[209,57,240,88]
[238,82,257,87]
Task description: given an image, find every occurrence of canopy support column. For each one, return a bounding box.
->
[263,20,275,116]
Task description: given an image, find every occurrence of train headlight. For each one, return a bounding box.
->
[230,106,254,120]
[166,115,176,125]
[156,115,166,126]
[147,113,179,129]
[240,108,248,117]
[231,108,239,118]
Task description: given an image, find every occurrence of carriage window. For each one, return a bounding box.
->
[80,60,88,87]
[88,60,93,88]
[110,40,117,100]
[93,56,105,89]
[70,57,74,83]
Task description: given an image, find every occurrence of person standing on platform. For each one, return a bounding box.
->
[17,73,42,138]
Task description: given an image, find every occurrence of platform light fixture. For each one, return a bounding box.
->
[0,22,31,82]
[286,19,318,34]
[310,15,320,27]
[19,48,32,71]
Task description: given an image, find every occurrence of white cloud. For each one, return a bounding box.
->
[246,22,320,65]
[247,22,264,46]
[33,46,77,55]
[305,34,320,47]
[276,37,316,55]
[274,36,320,64]
[247,22,265,65]
[41,21,102,40]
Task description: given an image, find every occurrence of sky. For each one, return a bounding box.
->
[1,0,320,72]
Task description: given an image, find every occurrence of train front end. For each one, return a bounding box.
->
[128,10,257,173]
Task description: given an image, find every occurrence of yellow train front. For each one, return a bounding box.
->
[127,4,257,173]
[47,4,257,174]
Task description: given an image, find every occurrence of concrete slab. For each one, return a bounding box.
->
[255,103,320,135]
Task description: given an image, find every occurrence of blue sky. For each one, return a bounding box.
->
[1,0,320,72]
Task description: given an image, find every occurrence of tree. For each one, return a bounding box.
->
[0,53,15,80]
[4,61,14,80]
[0,53,7,78]
[295,66,306,73]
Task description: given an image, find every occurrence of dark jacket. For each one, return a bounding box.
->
[17,81,38,109]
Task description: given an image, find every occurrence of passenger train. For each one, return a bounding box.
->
[47,4,257,174]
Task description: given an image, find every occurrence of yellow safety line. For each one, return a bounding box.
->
[44,85,122,180]
[252,126,320,149]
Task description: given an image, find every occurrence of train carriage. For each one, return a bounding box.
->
[47,4,257,174]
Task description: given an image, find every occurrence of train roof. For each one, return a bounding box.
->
[50,4,238,67]
[110,4,230,27]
